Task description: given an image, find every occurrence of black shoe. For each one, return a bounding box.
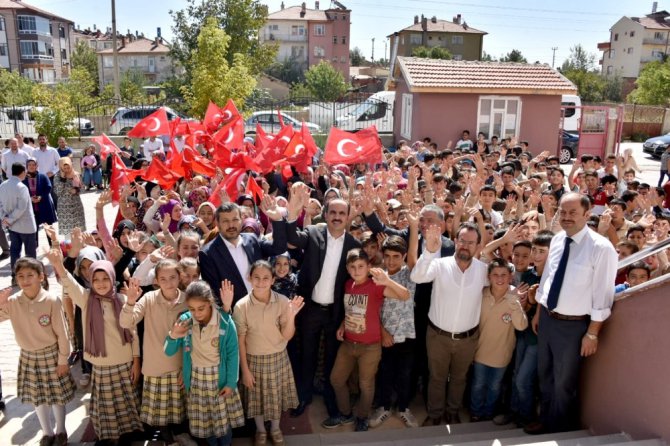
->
[290,400,308,417]
[444,412,461,424]
[524,421,549,435]
[422,416,441,427]
[0,252,9,260]
[0,401,5,411]
[354,417,369,432]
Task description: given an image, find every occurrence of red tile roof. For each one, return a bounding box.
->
[395,57,577,95]
[0,0,72,23]
[632,11,670,30]
[268,5,330,21]
[399,19,486,35]
[97,37,170,54]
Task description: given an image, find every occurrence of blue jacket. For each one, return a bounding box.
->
[164,308,239,392]
[23,172,57,225]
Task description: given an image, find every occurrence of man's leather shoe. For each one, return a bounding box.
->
[422,416,441,427]
[444,412,461,424]
[0,252,9,261]
[524,421,549,435]
[290,401,308,417]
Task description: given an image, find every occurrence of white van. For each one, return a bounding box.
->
[561,94,582,132]
[335,91,395,133]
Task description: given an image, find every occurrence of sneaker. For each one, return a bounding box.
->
[173,433,198,446]
[368,407,391,428]
[39,436,55,446]
[398,408,419,428]
[321,413,355,429]
[53,432,68,446]
[493,413,515,426]
[79,373,91,387]
[354,417,369,432]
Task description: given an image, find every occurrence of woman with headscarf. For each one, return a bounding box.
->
[142,196,184,235]
[53,157,86,236]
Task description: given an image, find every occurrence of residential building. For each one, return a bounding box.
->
[597,6,670,95]
[262,1,350,78]
[96,34,181,91]
[388,14,486,74]
[0,0,74,82]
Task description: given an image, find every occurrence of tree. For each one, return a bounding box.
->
[411,46,452,60]
[170,0,276,79]
[182,17,257,118]
[305,61,348,101]
[58,67,96,106]
[289,82,312,100]
[350,47,366,66]
[500,49,527,63]
[563,69,606,103]
[265,57,305,85]
[71,40,99,93]
[627,61,670,106]
[31,85,77,146]
[561,44,596,72]
[481,51,496,62]
[0,68,35,105]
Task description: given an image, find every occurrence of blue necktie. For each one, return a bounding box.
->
[547,237,573,311]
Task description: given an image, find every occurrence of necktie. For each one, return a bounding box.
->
[547,237,573,311]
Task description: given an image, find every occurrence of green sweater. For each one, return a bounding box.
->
[164,309,239,392]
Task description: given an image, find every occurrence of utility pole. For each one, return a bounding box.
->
[371,37,375,62]
[111,0,120,101]
[551,46,558,68]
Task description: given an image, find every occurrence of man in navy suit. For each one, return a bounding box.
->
[23,158,57,246]
[199,197,287,309]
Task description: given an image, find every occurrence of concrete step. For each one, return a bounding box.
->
[465,432,631,446]
[599,441,667,446]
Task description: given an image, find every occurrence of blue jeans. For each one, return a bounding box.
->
[9,230,37,272]
[82,168,102,187]
[510,336,538,423]
[470,362,507,418]
[206,425,232,446]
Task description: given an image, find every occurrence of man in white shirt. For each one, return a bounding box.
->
[525,193,617,435]
[143,135,165,159]
[1,138,30,177]
[411,222,489,425]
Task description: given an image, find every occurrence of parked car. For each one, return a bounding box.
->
[0,106,94,138]
[109,106,185,135]
[559,130,580,164]
[244,111,320,135]
[642,133,670,158]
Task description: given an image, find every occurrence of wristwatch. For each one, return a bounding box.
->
[585,332,598,341]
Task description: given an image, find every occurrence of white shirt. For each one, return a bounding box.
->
[537,225,617,321]
[311,229,345,305]
[31,146,60,176]
[222,235,252,293]
[172,137,185,153]
[411,250,489,333]
[1,148,31,174]
[143,138,164,158]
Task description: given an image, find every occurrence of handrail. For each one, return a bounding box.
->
[616,237,670,270]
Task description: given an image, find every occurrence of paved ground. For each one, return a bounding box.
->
[0,143,663,445]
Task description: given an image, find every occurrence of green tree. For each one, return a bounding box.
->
[481,51,496,62]
[170,0,276,79]
[289,82,312,100]
[350,47,366,66]
[563,69,606,103]
[561,44,596,72]
[602,73,625,102]
[411,46,452,60]
[500,49,527,63]
[182,17,257,118]
[305,61,348,101]
[58,67,96,106]
[31,85,77,146]
[0,68,35,105]
[627,60,670,105]
[265,57,305,85]
[71,40,99,93]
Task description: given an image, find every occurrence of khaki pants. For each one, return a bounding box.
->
[330,341,382,418]
[426,325,478,418]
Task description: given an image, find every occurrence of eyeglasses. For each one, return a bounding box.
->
[456,239,478,246]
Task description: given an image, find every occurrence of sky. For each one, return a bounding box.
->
[29,0,663,67]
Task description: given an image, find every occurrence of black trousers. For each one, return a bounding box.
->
[378,339,415,412]
[297,301,340,417]
[537,308,589,432]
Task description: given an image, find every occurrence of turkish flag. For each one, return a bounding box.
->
[324,125,383,165]
[92,133,120,160]
[212,116,245,150]
[127,107,170,138]
[144,156,180,189]
[277,108,285,128]
[209,168,246,206]
[284,122,318,172]
[168,141,187,178]
[204,100,240,133]
[183,146,216,177]
[245,175,264,203]
[109,153,143,204]
[254,123,273,152]
[253,124,294,173]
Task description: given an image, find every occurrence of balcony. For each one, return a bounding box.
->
[597,41,611,50]
[264,33,307,42]
[643,37,670,46]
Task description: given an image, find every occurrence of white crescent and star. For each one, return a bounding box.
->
[224,128,235,144]
[222,110,233,120]
[293,144,305,155]
[336,139,362,158]
[147,117,161,132]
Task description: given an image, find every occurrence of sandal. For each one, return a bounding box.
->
[254,432,267,446]
[270,430,284,445]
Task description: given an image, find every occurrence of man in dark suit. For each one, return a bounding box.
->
[286,183,361,420]
[199,197,287,309]
[23,158,57,246]
[362,201,455,404]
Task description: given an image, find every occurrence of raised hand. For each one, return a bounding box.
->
[425,224,442,253]
[160,213,172,233]
[170,317,191,339]
[0,286,13,305]
[96,189,112,208]
[126,230,142,252]
[503,222,524,243]
[259,195,282,221]
[82,231,98,247]
[124,277,142,305]
[104,238,124,264]
[407,209,419,228]
[43,224,58,244]
[44,247,66,275]
[220,280,234,313]
[370,268,391,286]
[286,296,305,318]
[69,227,84,258]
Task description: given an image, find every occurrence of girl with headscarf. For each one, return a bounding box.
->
[53,157,86,236]
[48,250,143,444]
[142,196,184,235]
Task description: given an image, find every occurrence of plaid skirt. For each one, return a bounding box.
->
[90,362,143,440]
[188,365,245,439]
[141,371,187,426]
[242,350,299,420]
[17,343,76,406]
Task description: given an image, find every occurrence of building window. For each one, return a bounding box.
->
[341,36,346,44]
[400,93,413,140]
[654,32,665,40]
[410,34,422,45]
[333,36,338,44]
[61,49,67,60]
[58,25,65,38]
[606,65,613,75]
[452,35,463,44]
[652,50,665,60]
[610,49,616,58]
[614,33,618,41]
[0,16,5,31]
[342,14,347,20]
[17,15,51,36]
[270,24,278,31]
[340,55,346,63]
[291,25,305,36]
[314,45,325,57]
[630,31,635,37]
[103,41,113,49]
[477,96,521,140]
[314,24,325,36]
[19,40,52,59]
[103,56,113,68]
[453,54,463,60]
[291,46,304,58]
[627,47,633,54]
[0,44,7,56]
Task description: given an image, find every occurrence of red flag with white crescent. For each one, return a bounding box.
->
[127,107,170,138]
[91,133,120,160]
[324,125,383,165]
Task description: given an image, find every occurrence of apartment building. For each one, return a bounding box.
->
[262,1,350,78]
[598,6,670,94]
[0,0,74,82]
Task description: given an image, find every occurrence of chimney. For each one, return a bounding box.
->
[93,24,96,31]
[120,36,125,48]
[414,15,419,24]
[157,27,161,38]
[652,1,658,13]
[431,16,437,23]
[280,1,284,9]
[421,15,428,31]
[315,1,319,9]
[453,14,461,24]
[135,30,139,37]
